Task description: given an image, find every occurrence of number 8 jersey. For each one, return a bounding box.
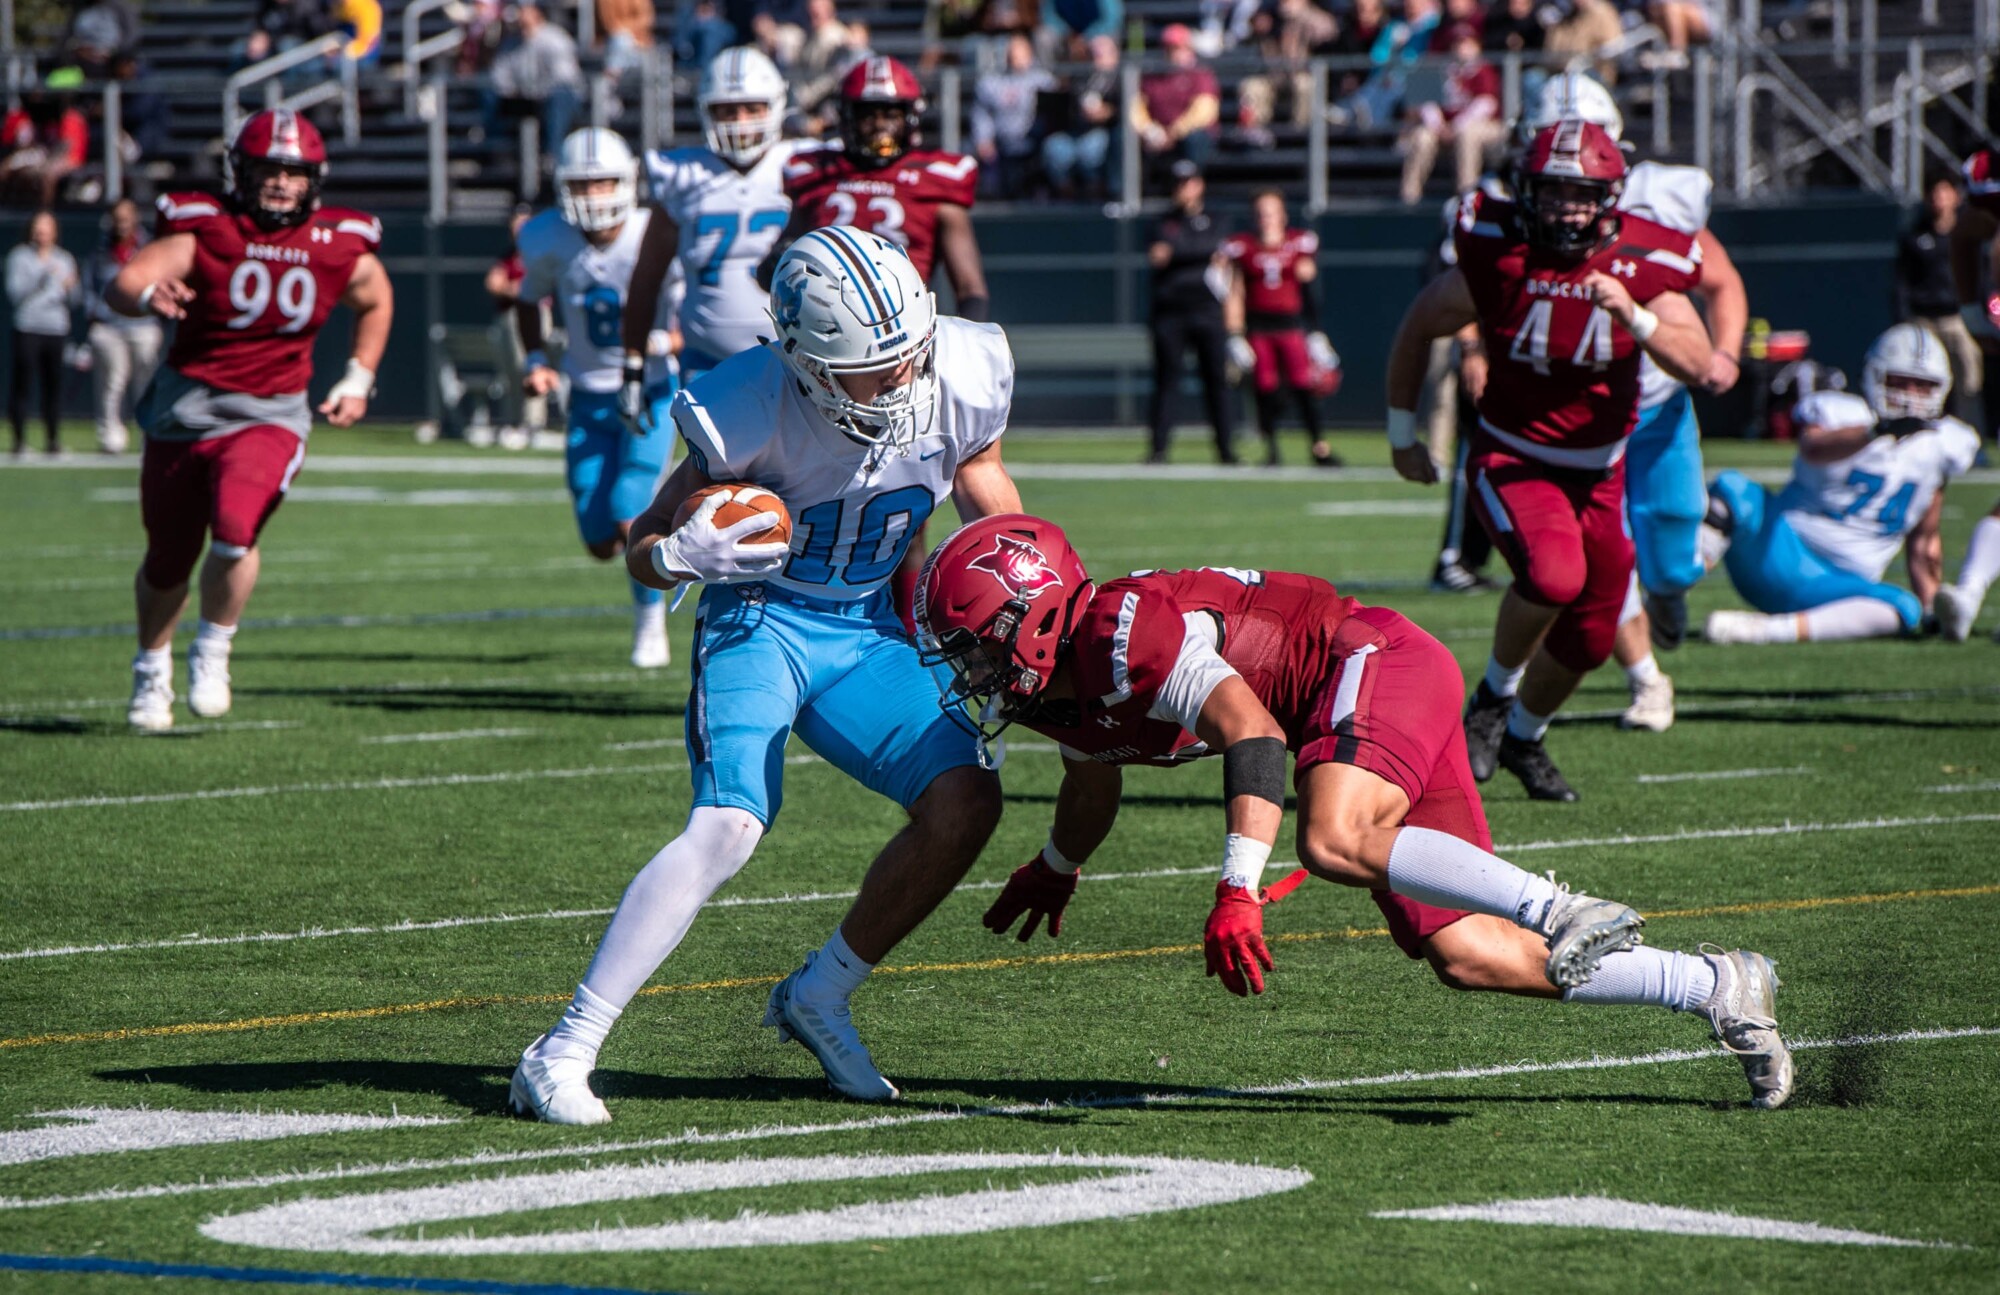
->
[154,190,381,398]
[517,206,675,395]
[1455,188,1701,469]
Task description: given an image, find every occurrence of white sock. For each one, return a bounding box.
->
[193,619,237,653]
[1385,826,1562,930]
[793,927,874,1002]
[1505,700,1551,742]
[134,645,171,675]
[573,806,764,1010]
[1617,572,1643,626]
[1800,597,1904,642]
[1563,946,1717,1012]
[1625,653,1660,687]
[536,983,622,1063]
[1483,655,1525,698]
[1696,521,1730,571]
[636,599,665,629]
[1956,516,2000,600]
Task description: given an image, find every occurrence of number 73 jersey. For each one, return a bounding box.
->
[155,191,381,398]
[1455,189,1701,468]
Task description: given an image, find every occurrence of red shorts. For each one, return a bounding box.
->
[1249,330,1313,395]
[1294,605,1489,957]
[140,426,306,589]
[1465,435,1634,673]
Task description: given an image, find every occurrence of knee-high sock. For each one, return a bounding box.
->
[1617,570,1643,627]
[1563,946,1716,1011]
[1385,826,1562,930]
[1957,516,2000,601]
[1801,596,1905,641]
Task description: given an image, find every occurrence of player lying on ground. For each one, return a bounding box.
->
[1703,323,1979,645]
[107,109,390,731]
[916,514,1792,1109]
[511,227,1023,1124]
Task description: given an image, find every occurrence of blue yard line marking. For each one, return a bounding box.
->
[0,605,628,642]
[0,1252,694,1295]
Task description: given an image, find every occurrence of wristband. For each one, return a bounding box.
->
[1627,306,1659,343]
[524,349,550,371]
[1040,833,1081,875]
[1385,407,1418,450]
[623,351,647,377]
[136,282,157,309]
[1220,834,1274,892]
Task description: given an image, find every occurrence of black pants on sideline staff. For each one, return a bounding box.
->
[1148,308,1235,462]
[10,329,65,452]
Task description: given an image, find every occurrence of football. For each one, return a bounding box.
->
[671,483,794,547]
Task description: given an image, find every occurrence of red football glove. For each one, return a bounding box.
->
[1203,869,1309,997]
[983,856,1081,941]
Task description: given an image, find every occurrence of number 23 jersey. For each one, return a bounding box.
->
[517,206,672,394]
[669,315,1012,602]
[781,145,978,284]
[155,191,380,398]
[645,141,808,365]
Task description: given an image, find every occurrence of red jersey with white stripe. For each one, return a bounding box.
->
[155,192,381,397]
[1454,189,1701,466]
[781,144,977,283]
[1223,228,1317,323]
[1019,567,1359,766]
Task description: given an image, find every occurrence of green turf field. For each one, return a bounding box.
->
[1,427,1996,1294]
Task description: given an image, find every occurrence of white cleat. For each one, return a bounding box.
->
[764,954,900,1102]
[1619,670,1675,732]
[127,664,174,732]
[631,606,670,669]
[1702,610,1767,646]
[508,1037,612,1125]
[187,643,233,718]
[1933,583,1980,644]
[1698,946,1794,1110]
[1537,877,1645,989]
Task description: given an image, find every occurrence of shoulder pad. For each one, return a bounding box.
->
[1071,580,1184,707]
[1795,389,1875,432]
[317,208,382,247]
[154,191,226,235]
[1621,161,1713,234]
[913,150,979,205]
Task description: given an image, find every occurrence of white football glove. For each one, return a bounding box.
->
[649,492,790,584]
[1306,332,1339,371]
[1227,335,1257,372]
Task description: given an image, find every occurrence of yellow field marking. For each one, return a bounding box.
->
[6,883,1997,1052]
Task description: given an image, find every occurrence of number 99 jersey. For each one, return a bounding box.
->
[155,191,381,398]
[516,206,672,394]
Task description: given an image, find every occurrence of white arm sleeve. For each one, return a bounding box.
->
[1146,613,1240,733]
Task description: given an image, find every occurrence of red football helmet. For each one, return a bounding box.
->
[839,56,925,169]
[916,514,1095,744]
[1516,119,1625,256]
[1963,149,2000,218]
[228,108,327,230]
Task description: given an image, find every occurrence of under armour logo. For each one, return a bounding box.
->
[310,227,331,243]
[1096,715,1120,729]
[1610,258,1637,278]
[898,170,920,185]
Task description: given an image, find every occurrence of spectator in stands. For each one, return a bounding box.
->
[1327,0,1388,102]
[7,211,77,458]
[972,34,1057,198]
[1040,32,1119,200]
[1197,0,1263,53]
[1898,173,1984,426]
[1238,0,1337,151]
[1044,0,1122,56]
[1649,0,1713,61]
[1145,159,1237,464]
[487,206,550,438]
[61,0,139,79]
[1442,0,1483,42]
[332,0,384,69]
[1338,0,1440,130]
[1483,0,1547,55]
[1,92,89,208]
[1132,23,1220,180]
[674,0,739,71]
[1545,0,1622,83]
[489,1,585,181]
[777,0,857,121]
[599,0,657,82]
[82,199,159,457]
[1397,26,1501,205]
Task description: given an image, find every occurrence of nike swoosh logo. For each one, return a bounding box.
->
[920,446,947,461]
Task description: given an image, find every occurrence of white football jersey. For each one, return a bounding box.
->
[670,315,1014,602]
[645,141,808,366]
[1620,160,1713,411]
[1777,390,1981,580]
[517,207,674,394]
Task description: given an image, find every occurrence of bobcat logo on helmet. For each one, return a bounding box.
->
[966,535,1066,599]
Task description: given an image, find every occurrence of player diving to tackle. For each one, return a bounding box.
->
[511,226,1024,1123]
[1702,322,1981,645]
[916,515,1793,1108]
[516,128,682,669]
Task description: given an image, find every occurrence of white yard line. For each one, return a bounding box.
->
[1500,812,2000,853]
[1561,683,2000,723]
[1304,500,1446,517]
[1922,780,2000,794]
[1,558,598,595]
[0,669,643,714]
[358,728,541,746]
[1636,766,1812,784]
[0,1025,1989,1213]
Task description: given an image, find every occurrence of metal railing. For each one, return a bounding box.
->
[222,32,357,147]
[402,0,467,118]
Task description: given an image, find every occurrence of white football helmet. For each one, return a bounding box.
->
[1523,72,1624,142]
[1862,323,1951,421]
[700,46,788,166]
[555,127,637,233]
[770,225,939,451]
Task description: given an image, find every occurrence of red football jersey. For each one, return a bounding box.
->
[1224,228,1318,322]
[156,192,381,397]
[1454,190,1701,467]
[1016,567,1359,766]
[781,145,978,284]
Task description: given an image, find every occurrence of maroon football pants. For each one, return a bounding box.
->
[140,425,305,589]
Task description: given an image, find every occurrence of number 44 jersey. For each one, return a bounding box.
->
[154,191,381,399]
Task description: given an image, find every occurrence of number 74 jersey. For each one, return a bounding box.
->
[155,191,381,398]
[1454,189,1701,469]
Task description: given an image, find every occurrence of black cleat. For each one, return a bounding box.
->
[1497,732,1579,801]
[1643,589,1689,652]
[1431,560,1498,594]
[1310,442,1345,468]
[1463,682,1510,782]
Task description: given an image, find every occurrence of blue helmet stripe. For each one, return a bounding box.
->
[807,227,895,333]
[825,225,898,336]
